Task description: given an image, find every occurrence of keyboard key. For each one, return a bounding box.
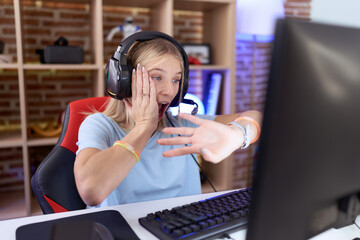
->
[206,219,217,226]
[198,221,209,229]
[172,229,184,238]
[181,226,192,234]
[146,213,156,221]
[160,223,175,233]
[189,224,200,232]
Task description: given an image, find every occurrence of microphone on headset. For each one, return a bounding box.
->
[181,99,198,115]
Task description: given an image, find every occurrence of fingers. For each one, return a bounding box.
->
[142,66,150,96]
[178,113,204,126]
[133,64,151,105]
[162,146,198,158]
[131,69,136,100]
[157,136,192,145]
[149,74,157,106]
[136,63,142,102]
[162,127,196,136]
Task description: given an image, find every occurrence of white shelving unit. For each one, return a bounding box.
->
[0,0,236,218]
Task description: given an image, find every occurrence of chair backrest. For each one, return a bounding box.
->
[31,96,109,214]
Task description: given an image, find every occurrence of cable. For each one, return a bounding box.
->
[165,111,217,192]
[221,233,236,240]
[221,233,235,240]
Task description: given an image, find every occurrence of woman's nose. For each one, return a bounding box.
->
[157,80,178,97]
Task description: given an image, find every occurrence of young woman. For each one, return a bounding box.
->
[74,33,262,208]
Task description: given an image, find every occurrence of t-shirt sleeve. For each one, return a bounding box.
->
[76,113,114,155]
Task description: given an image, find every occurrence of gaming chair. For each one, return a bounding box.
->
[31,96,109,214]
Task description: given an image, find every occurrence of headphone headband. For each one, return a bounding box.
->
[105,31,189,107]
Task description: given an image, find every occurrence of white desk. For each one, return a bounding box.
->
[1,190,359,240]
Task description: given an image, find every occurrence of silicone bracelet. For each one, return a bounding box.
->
[113,140,140,162]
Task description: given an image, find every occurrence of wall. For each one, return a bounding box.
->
[232,0,312,188]
[284,0,312,20]
[0,0,203,191]
[311,0,360,28]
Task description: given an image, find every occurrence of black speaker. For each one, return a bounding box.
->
[104,31,189,107]
[43,37,83,64]
[44,46,83,64]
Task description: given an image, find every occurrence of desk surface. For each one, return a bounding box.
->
[1,190,360,240]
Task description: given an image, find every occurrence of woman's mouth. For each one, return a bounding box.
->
[158,103,169,120]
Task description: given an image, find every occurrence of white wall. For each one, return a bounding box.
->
[311,0,360,28]
[236,0,284,35]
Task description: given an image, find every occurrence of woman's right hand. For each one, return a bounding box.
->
[124,63,158,131]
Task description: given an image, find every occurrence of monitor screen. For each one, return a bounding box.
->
[246,19,360,240]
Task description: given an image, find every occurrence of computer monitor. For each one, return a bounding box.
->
[246,19,360,240]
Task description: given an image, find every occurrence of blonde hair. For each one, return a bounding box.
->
[102,38,185,130]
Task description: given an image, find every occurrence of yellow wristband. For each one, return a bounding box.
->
[113,140,140,162]
[234,116,261,144]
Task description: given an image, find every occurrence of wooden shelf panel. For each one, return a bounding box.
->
[0,64,19,69]
[104,0,165,8]
[23,64,100,70]
[27,137,58,147]
[0,131,23,148]
[189,64,229,70]
[174,0,235,11]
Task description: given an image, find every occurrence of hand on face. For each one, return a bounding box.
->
[123,63,158,131]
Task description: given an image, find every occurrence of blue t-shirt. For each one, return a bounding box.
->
[76,112,215,208]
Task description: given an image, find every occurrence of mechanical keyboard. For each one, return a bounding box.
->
[139,188,252,240]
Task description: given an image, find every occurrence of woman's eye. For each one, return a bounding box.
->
[151,76,161,81]
[173,79,181,84]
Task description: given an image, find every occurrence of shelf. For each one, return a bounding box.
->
[174,0,235,11]
[23,64,100,70]
[104,0,165,8]
[189,64,229,70]
[27,137,58,147]
[0,64,19,70]
[0,131,23,148]
[1,0,236,218]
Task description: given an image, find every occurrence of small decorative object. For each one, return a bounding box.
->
[182,43,211,65]
[0,40,13,63]
[27,110,64,138]
[106,16,141,41]
[36,37,84,64]
[0,54,13,63]
[27,121,62,138]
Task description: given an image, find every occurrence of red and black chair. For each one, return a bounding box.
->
[31,96,109,214]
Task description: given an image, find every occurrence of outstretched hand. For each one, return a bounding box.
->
[157,113,244,163]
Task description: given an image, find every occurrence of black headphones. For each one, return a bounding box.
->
[105,31,189,107]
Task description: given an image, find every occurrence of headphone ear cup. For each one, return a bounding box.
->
[105,58,121,99]
[117,58,133,99]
